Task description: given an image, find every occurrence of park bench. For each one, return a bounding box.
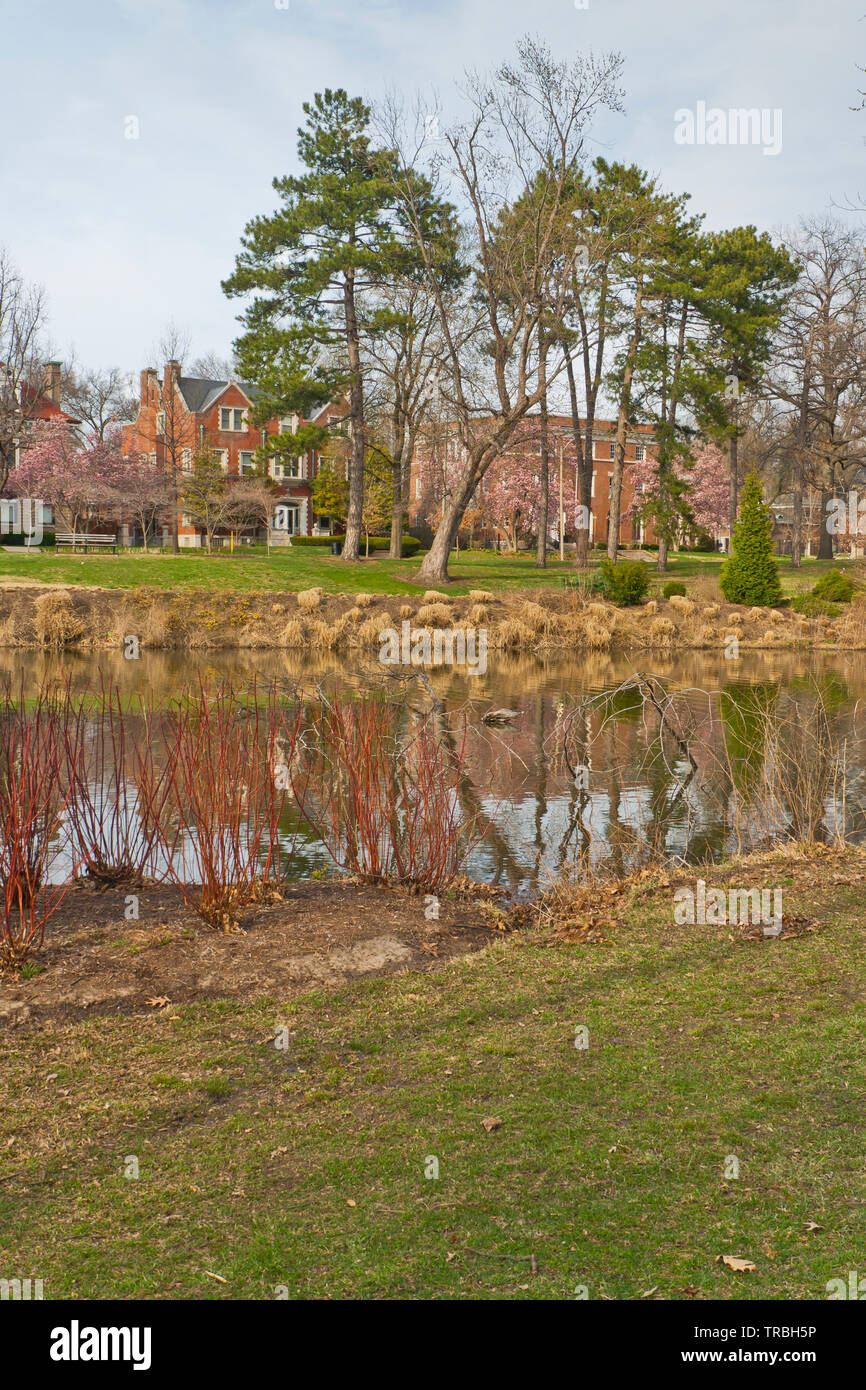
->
[55,533,118,554]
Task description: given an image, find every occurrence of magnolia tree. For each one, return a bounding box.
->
[12,421,125,534]
[689,443,729,535]
[484,448,581,551]
[625,441,728,543]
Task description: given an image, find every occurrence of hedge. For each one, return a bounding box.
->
[289,534,422,555]
[1,531,56,548]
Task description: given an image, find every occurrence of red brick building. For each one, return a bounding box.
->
[410,415,657,548]
[121,362,340,546]
[11,361,80,469]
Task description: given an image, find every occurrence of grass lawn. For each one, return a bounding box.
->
[2,849,864,1300]
[0,545,850,598]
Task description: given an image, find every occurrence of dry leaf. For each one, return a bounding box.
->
[481,1116,502,1132]
[717,1255,756,1272]
[346,1198,357,1207]
[145,995,170,1009]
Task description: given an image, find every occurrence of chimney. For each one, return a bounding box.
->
[140,367,158,405]
[44,360,62,406]
[165,359,180,389]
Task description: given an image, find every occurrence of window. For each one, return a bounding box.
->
[608,443,615,460]
[239,451,254,476]
[635,443,645,461]
[156,411,166,435]
[149,452,156,466]
[415,476,421,500]
[182,447,192,472]
[270,457,302,481]
[212,449,228,471]
[220,407,246,431]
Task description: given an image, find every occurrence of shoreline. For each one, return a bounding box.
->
[0,581,860,653]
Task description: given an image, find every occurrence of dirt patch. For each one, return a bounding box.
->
[0,880,506,1032]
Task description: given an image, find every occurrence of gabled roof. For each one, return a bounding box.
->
[20,381,79,426]
[176,377,257,413]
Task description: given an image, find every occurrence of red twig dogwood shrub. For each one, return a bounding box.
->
[63,683,169,887]
[138,681,305,929]
[0,685,80,963]
[296,693,477,893]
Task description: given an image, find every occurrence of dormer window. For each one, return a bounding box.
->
[220,407,246,431]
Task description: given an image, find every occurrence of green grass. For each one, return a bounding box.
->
[0,544,851,598]
[2,854,865,1300]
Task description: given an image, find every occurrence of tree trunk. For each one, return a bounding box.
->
[418,463,484,582]
[564,350,590,568]
[728,431,738,541]
[535,335,549,569]
[818,488,834,559]
[656,536,669,572]
[792,370,809,569]
[341,269,365,562]
[389,444,404,559]
[607,280,642,563]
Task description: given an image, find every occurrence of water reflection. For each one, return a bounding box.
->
[3,646,864,894]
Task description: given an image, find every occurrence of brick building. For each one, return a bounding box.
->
[121,362,340,546]
[10,360,80,468]
[410,415,657,548]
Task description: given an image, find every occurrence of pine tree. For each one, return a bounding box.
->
[720,471,782,606]
[223,90,403,561]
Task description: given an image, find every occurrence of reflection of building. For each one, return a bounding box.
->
[121,363,342,547]
[409,415,658,548]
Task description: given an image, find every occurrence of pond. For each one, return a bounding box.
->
[2,644,863,895]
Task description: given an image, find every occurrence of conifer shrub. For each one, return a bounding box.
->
[719,473,782,607]
[599,557,650,606]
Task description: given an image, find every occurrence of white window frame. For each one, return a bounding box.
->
[220,407,246,432]
[634,443,645,461]
[238,451,255,476]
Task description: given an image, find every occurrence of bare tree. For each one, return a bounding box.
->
[767,218,866,563]
[188,351,237,380]
[64,365,137,439]
[363,277,449,557]
[0,250,47,492]
[380,36,624,582]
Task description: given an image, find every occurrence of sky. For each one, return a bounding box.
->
[2,0,864,375]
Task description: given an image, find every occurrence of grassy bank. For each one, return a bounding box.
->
[0,545,848,596]
[1,846,864,1300]
[1,569,863,653]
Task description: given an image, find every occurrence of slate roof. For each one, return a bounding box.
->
[176,377,258,413]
